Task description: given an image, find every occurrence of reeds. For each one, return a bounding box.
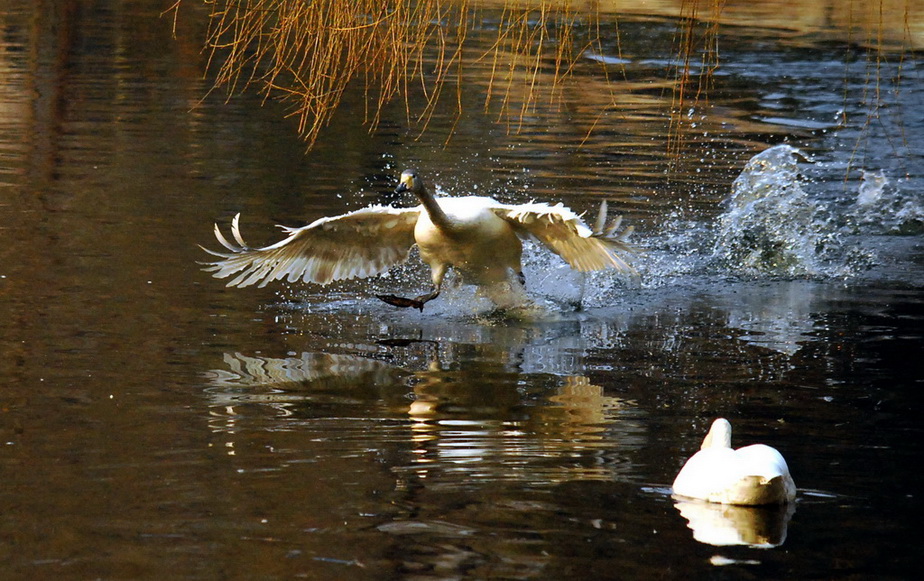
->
[171,1,595,147]
[199,0,468,145]
[667,0,724,159]
[168,1,913,154]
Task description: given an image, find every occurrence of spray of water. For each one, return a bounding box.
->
[711,145,830,276]
[848,169,924,236]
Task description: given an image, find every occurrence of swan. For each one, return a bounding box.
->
[672,418,796,505]
[202,169,637,310]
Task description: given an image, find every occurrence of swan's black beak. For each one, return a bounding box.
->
[395,170,417,194]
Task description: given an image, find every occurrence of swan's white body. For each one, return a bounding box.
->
[672,418,796,506]
[412,196,524,287]
[203,170,636,309]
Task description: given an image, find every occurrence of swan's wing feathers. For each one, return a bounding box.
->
[213,218,241,252]
[202,206,420,288]
[736,444,791,479]
[230,213,248,248]
[495,201,639,273]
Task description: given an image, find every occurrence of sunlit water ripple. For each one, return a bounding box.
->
[1,2,922,578]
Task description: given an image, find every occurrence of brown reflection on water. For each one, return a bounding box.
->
[1,0,218,397]
[199,342,650,577]
[0,4,273,575]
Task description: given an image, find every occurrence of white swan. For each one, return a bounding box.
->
[202,169,637,310]
[672,418,796,505]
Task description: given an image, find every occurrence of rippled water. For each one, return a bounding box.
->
[1,1,922,579]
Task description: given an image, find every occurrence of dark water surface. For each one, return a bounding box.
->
[1,1,922,579]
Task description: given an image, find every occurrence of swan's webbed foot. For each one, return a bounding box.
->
[377,294,425,310]
[377,288,440,311]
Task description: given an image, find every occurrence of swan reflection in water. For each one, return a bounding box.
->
[673,499,795,548]
[204,347,643,485]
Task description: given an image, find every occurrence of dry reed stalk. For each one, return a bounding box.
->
[196,0,477,146]
[844,0,912,176]
[667,0,724,162]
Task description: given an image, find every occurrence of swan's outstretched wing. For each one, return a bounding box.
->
[494,201,638,272]
[202,205,420,287]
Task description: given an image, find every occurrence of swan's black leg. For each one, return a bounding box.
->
[414,287,440,305]
[377,286,440,311]
[378,264,445,311]
[377,294,424,310]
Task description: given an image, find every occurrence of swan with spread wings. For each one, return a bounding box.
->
[202,169,638,310]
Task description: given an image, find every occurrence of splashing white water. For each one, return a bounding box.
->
[712,145,830,276]
[848,169,924,236]
[856,169,888,207]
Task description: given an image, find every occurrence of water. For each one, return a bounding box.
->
[1,1,922,579]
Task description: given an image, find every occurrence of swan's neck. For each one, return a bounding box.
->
[415,186,454,231]
[702,419,733,450]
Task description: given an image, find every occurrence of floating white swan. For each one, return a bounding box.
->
[202,169,637,310]
[672,418,796,505]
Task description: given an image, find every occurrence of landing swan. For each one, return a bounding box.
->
[202,169,637,310]
[672,418,796,505]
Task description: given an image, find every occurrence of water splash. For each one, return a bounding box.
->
[848,169,924,236]
[856,169,888,207]
[708,145,923,280]
[712,145,831,276]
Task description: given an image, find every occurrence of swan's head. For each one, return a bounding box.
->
[701,418,733,450]
[395,169,425,196]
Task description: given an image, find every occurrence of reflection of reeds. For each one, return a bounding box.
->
[169,0,913,153]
